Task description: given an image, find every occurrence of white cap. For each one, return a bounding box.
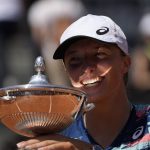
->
[0,0,23,21]
[28,0,85,28]
[139,13,150,37]
[53,14,128,59]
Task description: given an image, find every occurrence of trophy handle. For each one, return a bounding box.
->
[0,100,5,119]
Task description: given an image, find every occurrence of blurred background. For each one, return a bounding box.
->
[0,0,150,149]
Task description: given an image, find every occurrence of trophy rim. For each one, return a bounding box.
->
[0,84,87,100]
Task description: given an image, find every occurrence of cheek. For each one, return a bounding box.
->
[97,60,113,76]
[109,65,125,87]
[70,77,83,89]
[68,70,78,81]
[97,63,110,74]
[67,70,81,87]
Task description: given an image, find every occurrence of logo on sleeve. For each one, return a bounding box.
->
[148,116,150,133]
[132,126,144,140]
[96,27,109,35]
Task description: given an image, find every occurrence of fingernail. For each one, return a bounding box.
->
[17,142,25,148]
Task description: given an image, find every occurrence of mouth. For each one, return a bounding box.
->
[82,77,103,87]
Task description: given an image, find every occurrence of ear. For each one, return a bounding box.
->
[122,55,131,74]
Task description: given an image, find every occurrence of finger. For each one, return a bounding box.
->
[17,139,40,148]
[16,134,64,149]
[37,141,78,150]
[24,140,59,149]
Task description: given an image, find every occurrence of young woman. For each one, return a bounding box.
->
[17,14,150,150]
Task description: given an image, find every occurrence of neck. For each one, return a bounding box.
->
[84,91,131,148]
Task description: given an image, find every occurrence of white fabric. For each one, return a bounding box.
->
[139,13,150,37]
[60,14,128,55]
[0,0,23,21]
[28,0,85,27]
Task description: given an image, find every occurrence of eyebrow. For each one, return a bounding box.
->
[65,49,78,57]
[98,47,112,54]
[64,50,82,62]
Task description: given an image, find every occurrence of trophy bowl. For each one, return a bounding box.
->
[0,57,88,137]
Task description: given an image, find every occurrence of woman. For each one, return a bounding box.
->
[17,14,150,150]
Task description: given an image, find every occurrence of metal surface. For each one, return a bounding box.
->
[0,56,87,137]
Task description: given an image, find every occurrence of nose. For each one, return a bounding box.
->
[84,66,95,74]
[83,59,97,74]
[79,63,97,81]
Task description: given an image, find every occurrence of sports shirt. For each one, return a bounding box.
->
[61,105,150,150]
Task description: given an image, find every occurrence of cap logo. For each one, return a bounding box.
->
[96,27,109,35]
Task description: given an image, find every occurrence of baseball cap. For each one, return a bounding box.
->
[139,13,150,37]
[53,14,128,59]
[28,0,85,28]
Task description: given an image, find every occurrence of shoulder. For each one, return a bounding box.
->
[134,104,150,119]
[130,105,150,148]
[60,115,90,143]
[114,105,150,149]
[134,104,150,133]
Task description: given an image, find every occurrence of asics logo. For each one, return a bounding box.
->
[96,27,109,35]
[148,118,150,133]
[132,126,144,140]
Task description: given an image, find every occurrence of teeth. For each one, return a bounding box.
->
[83,77,100,85]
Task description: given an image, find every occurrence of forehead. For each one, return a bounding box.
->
[64,38,118,55]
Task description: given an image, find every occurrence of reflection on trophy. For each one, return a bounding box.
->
[0,56,94,137]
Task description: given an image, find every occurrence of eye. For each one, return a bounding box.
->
[67,56,82,69]
[96,52,108,59]
[96,47,111,59]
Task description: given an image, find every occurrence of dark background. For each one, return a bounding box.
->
[0,0,150,149]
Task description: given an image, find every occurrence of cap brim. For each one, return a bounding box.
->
[53,36,91,59]
[53,35,120,59]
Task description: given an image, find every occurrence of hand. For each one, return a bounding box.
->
[17,134,93,150]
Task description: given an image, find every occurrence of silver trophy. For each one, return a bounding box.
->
[0,56,94,137]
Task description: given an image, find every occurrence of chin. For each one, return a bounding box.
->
[87,95,99,103]
[87,92,106,104]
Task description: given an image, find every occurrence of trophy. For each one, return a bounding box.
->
[0,56,94,137]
